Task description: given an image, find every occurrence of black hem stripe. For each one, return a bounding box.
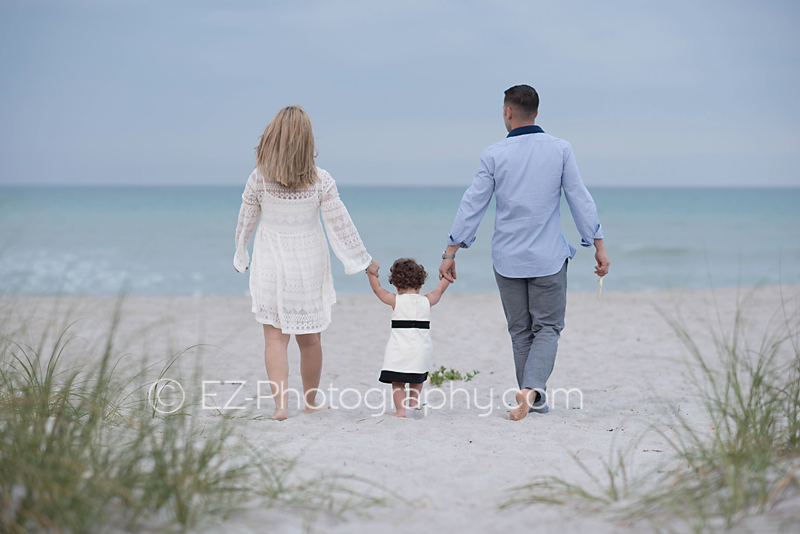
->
[379,371,429,384]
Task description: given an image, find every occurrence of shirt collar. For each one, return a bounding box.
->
[507,124,544,138]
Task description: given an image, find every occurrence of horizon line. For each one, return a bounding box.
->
[2,183,799,189]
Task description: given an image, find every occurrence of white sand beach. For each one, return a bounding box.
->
[4,285,799,533]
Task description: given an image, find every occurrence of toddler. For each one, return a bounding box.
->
[366,258,450,417]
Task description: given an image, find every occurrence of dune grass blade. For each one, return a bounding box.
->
[499,286,800,531]
[0,295,385,533]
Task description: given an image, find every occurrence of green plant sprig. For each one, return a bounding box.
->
[429,366,480,387]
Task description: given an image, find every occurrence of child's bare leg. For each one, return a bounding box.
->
[263,325,290,420]
[295,332,327,413]
[408,382,423,409]
[391,383,407,417]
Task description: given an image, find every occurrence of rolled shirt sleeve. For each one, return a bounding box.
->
[561,143,603,247]
[447,150,496,248]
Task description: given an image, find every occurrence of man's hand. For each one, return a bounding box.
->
[366,260,380,277]
[439,244,461,283]
[439,258,456,283]
[593,239,610,277]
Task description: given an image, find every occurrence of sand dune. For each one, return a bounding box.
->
[4,285,799,533]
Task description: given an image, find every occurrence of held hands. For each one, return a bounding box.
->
[366,260,380,277]
[438,258,456,283]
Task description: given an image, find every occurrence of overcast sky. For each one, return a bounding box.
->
[1,0,798,187]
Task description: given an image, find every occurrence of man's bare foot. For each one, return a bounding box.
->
[509,390,534,421]
[304,403,330,414]
[391,411,406,418]
[271,409,288,421]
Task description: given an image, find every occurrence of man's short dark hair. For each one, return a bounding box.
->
[504,85,539,116]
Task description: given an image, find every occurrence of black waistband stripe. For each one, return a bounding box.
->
[391,320,430,329]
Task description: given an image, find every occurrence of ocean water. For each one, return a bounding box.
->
[0,186,798,297]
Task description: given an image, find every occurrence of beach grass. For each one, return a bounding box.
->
[0,295,385,534]
[500,286,800,532]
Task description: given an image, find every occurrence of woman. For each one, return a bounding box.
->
[233,105,375,420]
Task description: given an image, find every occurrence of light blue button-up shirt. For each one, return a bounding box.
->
[447,125,603,278]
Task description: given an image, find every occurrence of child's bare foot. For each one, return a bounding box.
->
[391,411,406,418]
[271,409,288,421]
[304,403,330,414]
[509,389,534,421]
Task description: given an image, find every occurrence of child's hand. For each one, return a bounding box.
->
[366,260,380,277]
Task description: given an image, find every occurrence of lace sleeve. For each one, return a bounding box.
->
[319,171,372,274]
[233,171,261,272]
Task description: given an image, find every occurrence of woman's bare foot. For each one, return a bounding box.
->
[304,403,330,414]
[271,409,288,421]
[509,389,534,421]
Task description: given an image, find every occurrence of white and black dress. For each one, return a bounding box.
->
[379,293,432,384]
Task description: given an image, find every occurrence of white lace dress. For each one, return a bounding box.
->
[233,167,372,334]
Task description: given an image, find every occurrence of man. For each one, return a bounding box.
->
[439,84,610,421]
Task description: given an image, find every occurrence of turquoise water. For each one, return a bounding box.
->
[0,186,798,296]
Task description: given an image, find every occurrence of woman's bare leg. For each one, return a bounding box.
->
[263,324,290,420]
[391,383,407,417]
[295,332,325,412]
[408,383,423,410]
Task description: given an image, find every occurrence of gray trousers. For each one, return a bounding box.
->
[493,259,568,413]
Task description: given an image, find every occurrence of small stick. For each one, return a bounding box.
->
[598,275,604,300]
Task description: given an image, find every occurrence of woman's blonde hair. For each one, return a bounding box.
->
[255,105,318,189]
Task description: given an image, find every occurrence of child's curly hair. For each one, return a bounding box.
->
[388,258,428,290]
